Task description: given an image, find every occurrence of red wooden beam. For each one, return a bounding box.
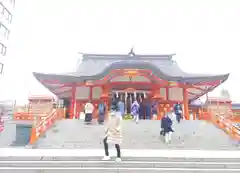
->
[195,80,221,86]
[53,89,72,95]
[187,91,199,96]
[187,85,207,92]
[102,69,155,83]
[40,80,73,86]
[51,84,74,93]
[110,81,153,86]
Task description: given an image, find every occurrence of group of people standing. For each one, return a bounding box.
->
[83,96,159,124]
[83,96,183,126]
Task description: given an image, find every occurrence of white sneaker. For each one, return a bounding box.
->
[101,156,111,161]
[115,157,122,162]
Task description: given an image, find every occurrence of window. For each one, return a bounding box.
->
[10,0,15,6]
[0,4,3,14]
[0,2,12,23]
[1,0,15,6]
[0,63,3,74]
[0,43,6,56]
[0,23,9,38]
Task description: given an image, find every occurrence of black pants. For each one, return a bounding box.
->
[98,113,105,124]
[176,113,181,123]
[85,113,92,122]
[103,137,121,158]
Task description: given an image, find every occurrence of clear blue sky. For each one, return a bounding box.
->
[1,0,240,104]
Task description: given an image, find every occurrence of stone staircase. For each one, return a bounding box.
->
[32,119,239,150]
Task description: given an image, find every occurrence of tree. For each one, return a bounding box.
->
[220,88,231,100]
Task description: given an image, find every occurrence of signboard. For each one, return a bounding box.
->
[124,88,136,92]
[85,80,93,86]
[123,69,138,76]
[169,81,178,87]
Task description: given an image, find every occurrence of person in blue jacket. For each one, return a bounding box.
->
[160,113,174,143]
[98,101,106,124]
[117,97,125,117]
[174,102,182,123]
[144,98,151,120]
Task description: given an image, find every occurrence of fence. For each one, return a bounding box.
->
[213,113,240,140]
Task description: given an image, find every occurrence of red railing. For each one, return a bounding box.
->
[29,109,62,144]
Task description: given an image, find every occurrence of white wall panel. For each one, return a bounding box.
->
[111,76,130,82]
[92,86,102,99]
[160,88,166,100]
[76,86,90,99]
[169,88,183,101]
[131,76,151,82]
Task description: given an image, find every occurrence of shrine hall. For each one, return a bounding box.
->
[32,50,229,120]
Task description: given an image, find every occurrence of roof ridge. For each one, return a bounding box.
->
[81,53,175,60]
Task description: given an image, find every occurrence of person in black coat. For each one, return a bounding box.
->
[174,102,182,123]
[160,113,174,143]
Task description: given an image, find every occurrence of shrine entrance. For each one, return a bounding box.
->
[111,90,148,114]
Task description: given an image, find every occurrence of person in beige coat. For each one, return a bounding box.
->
[102,100,122,162]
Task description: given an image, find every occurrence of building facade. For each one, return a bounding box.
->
[33,50,229,120]
[0,0,15,74]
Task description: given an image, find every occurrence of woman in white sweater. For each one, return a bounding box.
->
[102,100,122,162]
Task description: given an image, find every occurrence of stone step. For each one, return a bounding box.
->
[1,156,240,162]
[0,162,239,169]
[0,158,240,173]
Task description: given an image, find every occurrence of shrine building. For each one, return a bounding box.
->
[32,50,229,120]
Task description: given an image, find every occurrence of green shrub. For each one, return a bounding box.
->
[123,114,133,120]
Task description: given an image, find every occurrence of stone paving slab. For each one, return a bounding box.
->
[32,119,239,150]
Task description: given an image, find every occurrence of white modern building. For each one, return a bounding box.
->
[0,0,15,74]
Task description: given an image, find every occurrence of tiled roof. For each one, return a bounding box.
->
[33,53,229,84]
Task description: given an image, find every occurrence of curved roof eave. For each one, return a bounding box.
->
[33,62,181,83]
[33,62,230,84]
[32,72,79,83]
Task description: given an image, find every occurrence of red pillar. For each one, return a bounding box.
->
[101,85,109,119]
[166,87,169,100]
[89,86,93,100]
[70,84,76,119]
[152,86,163,120]
[183,87,189,120]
